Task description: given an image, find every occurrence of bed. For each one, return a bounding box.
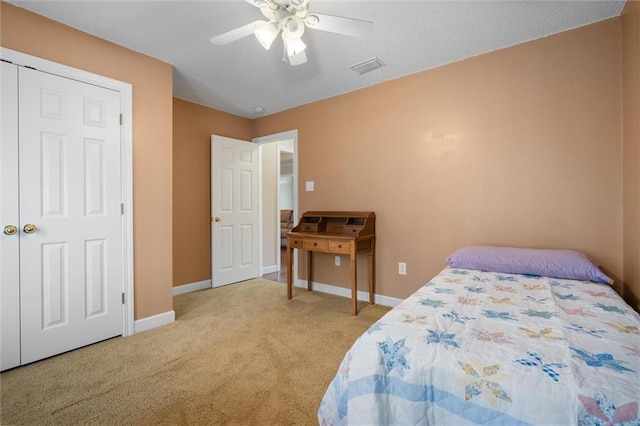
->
[318,246,640,425]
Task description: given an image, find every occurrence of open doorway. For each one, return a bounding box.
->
[254,131,298,284]
[270,148,294,282]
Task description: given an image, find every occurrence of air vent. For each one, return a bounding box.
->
[348,57,385,76]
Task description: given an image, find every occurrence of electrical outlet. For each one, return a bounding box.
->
[335,256,341,266]
[398,262,407,275]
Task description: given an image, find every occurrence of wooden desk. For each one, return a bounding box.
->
[286,211,375,315]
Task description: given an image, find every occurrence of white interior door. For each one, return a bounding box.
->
[18,67,123,365]
[211,135,259,287]
[1,61,21,371]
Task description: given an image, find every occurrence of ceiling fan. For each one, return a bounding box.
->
[210,0,373,66]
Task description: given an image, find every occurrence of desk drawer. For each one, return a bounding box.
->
[303,239,329,251]
[288,237,303,249]
[343,225,361,235]
[329,240,351,254]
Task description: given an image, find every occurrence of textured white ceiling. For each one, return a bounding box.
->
[8,0,625,118]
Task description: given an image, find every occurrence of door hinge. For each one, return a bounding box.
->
[121,203,124,215]
[119,114,123,125]
[122,293,125,304]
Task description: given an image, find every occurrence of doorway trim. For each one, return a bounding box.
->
[1,48,135,337]
[253,130,298,281]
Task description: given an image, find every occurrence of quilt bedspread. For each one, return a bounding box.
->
[318,268,640,425]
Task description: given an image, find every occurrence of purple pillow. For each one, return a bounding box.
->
[445,246,613,285]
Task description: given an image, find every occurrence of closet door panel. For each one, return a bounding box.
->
[18,67,123,365]
[0,61,20,371]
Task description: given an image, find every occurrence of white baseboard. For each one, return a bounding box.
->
[172,277,403,308]
[173,279,212,296]
[294,279,402,307]
[261,265,278,275]
[135,310,175,334]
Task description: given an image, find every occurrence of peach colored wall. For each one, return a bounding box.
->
[254,19,623,300]
[1,3,173,320]
[172,98,253,287]
[622,0,640,311]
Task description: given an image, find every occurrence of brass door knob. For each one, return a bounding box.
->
[3,225,18,235]
[23,224,37,234]
[214,217,221,222]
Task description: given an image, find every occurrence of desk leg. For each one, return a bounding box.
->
[369,244,375,305]
[351,251,357,316]
[287,245,293,300]
[307,250,313,292]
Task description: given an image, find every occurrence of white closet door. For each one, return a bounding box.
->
[18,67,123,364]
[1,61,21,371]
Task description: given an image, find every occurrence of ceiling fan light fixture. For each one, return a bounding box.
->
[212,0,374,66]
[254,22,279,50]
[282,15,305,39]
[287,49,307,66]
[283,33,306,56]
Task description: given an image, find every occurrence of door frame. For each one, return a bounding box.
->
[253,130,298,280]
[1,48,135,337]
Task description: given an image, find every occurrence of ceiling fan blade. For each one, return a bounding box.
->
[210,20,266,45]
[245,0,271,7]
[288,49,307,66]
[305,13,372,38]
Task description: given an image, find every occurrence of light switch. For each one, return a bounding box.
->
[398,262,407,275]
[305,181,315,192]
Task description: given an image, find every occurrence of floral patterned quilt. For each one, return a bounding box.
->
[318,268,640,425]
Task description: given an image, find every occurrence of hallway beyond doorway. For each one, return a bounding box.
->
[262,248,287,283]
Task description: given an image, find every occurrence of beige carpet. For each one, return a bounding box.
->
[0,279,390,425]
